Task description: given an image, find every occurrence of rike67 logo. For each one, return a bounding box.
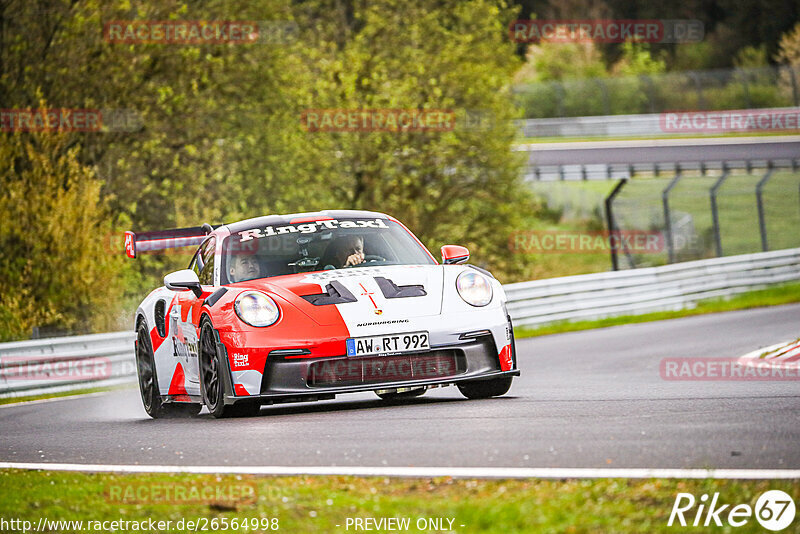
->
[668,490,796,531]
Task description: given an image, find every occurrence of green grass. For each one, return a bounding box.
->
[515,281,800,338]
[523,171,800,275]
[0,470,797,533]
[0,385,132,406]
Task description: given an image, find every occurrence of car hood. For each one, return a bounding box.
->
[238,264,445,326]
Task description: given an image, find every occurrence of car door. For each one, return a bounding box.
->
[170,237,216,394]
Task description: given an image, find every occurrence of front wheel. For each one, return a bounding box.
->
[136,321,201,418]
[199,318,260,418]
[457,377,513,399]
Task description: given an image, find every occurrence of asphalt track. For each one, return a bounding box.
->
[519,136,800,166]
[1,304,799,470]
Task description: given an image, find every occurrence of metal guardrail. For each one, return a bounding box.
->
[517,112,663,139]
[524,158,800,182]
[1,247,799,397]
[505,247,800,327]
[0,331,136,398]
[516,107,800,139]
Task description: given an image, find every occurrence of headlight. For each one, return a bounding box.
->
[456,271,493,307]
[234,291,280,327]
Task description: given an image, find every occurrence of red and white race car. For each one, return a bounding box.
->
[130,210,518,418]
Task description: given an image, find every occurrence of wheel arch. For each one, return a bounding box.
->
[197,311,238,409]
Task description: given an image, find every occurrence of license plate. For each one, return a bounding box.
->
[346,331,429,357]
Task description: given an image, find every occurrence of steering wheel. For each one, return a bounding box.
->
[342,254,386,268]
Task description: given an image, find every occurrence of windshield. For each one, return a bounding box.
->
[221,217,435,284]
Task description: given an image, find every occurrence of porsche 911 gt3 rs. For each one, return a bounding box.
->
[130,210,518,418]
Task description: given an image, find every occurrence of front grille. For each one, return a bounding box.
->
[307,350,465,387]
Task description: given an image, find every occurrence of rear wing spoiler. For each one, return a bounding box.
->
[123,223,218,258]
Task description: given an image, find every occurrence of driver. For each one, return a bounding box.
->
[332,235,365,267]
[228,253,261,282]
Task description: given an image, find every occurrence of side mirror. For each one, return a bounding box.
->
[164,269,203,298]
[441,245,470,265]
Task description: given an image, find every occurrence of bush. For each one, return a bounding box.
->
[0,129,126,341]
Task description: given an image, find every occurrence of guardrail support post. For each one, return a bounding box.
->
[756,163,775,252]
[710,165,730,257]
[662,170,683,264]
[605,178,628,271]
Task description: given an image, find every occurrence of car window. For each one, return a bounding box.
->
[198,237,216,285]
[221,218,435,284]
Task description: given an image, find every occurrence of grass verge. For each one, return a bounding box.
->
[515,281,800,338]
[0,470,797,533]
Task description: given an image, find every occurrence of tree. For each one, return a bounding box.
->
[290,0,536,279]
[775,22,800,67]
[0,127,126,340]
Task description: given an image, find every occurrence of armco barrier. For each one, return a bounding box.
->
[515,107,800,139]
[505,247,800,327]
[0,331,136,398]
[1,247,799,397]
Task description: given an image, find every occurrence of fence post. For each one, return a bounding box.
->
[710,165,730,257]
[738,69,751,108]
[689,72,705,110]
[787,66,799,107]
[640,74,657,113]
[756,162,775,252]
[662,169,683,264]
[555,82,566,117]
[596,79,611,115]
[605,178,628,271]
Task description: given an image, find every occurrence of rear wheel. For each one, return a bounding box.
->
[457,377,513,399]
[375,387,427,401]
[136,321,201,418]
[199,318,260,418]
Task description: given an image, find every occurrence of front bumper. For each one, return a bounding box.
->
[222,334,518,405]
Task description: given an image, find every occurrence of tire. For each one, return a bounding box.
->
[135,320,201,418]
[457,377,513,399]
[375,387,427,401]
[199,318,260,418]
